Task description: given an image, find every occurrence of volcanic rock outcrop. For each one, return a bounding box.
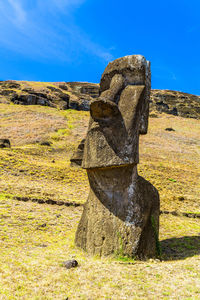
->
[150,89,200,119]
[75,55,160,258]
[0,80,199,119]
[0,81,95,110]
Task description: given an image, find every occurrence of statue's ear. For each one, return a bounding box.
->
[139,93,149,135]
[90,98,120,122]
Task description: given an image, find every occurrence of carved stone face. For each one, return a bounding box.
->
[82,55,151,169]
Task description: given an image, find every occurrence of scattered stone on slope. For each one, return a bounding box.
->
[0,139,11,148]
[62,260,78,269]
[58,84,68,91]
[0,89,17,96]
[150,89,200,119]
[154,100,178,116]
[46,86,62,93]
[0,80,20,89]
[165,128,175,132]
[40,141,52,146]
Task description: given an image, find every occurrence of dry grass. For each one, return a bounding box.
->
[0,105,89,203]
[139,113,200,213]
[0,104,200,299]
[0,195,199,300]
[0,104,68,146]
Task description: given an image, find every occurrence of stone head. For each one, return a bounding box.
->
[82,55,151,169]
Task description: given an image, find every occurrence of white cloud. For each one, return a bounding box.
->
[7,0,26,25]
[0,0,113,63]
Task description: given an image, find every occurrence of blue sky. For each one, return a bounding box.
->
[0,0,199,95]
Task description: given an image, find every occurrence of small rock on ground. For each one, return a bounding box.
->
[165,127,175,131]
[63,260,78,269]
[0,139,11,148]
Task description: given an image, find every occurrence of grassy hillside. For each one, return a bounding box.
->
[0,80,200,119]
[0,103,200,299]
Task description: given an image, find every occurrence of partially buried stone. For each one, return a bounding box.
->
[40,141,52,146]
[165,127,175,131]
[63,260,78,269]
[0,139,11,148]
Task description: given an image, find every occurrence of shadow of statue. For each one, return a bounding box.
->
[160,235,200,261]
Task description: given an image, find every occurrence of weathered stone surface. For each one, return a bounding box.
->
[0,80,20,89]
[67,82,100,98]
[82,56,150,170]
[70,139,85,166]
[150,89,200,119]
[76,167,160,258]
[11,94,51,106]
[75,55,160,259]
[0,89,17,96]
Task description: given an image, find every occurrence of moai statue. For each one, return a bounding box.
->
[75,55,160,258]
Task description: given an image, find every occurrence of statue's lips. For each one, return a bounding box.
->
[82,127,139,170]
